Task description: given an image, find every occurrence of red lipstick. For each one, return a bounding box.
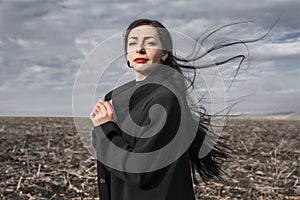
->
[134,58,148,63]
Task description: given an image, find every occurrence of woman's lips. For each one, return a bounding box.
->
[134,58,148,63]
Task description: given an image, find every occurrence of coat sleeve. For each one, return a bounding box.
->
[92,89,185,189]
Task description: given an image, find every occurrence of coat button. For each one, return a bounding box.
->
[99,178,106,184]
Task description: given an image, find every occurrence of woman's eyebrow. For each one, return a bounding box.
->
[129,36,138,40]
[144,36,156,40]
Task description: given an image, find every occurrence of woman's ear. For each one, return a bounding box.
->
[161,51,169,61]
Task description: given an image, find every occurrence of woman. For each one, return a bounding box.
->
[89,19,247,200]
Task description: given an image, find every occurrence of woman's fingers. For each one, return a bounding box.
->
[104,101,113,115]
[97,102,105,112]
[99,98,105,104]
[95,104,100,113]
[100,103,107,115]
[90,99,114,126]
[90,103,99,117]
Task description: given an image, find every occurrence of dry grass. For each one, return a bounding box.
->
[0,116,299,199]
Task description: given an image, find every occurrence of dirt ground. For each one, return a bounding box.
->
[0,116,299,199]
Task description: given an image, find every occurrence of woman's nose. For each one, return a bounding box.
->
[136,43,146,54]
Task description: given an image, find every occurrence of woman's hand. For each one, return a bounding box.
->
[89,99,115,127]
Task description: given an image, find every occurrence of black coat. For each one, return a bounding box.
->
[92,67,196,200]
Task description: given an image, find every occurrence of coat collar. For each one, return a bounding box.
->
[105,65,170,101]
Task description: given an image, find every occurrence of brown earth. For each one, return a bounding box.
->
[0,116,299,199]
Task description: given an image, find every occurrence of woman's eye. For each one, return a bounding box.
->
[128,42,136,46]
[147,42,156,46]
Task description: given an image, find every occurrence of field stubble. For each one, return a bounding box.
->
[0,117,299,199]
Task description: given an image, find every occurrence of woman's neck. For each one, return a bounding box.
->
[134,72,147,81]
[134,66,160,81]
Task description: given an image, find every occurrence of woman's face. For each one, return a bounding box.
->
[126,25,168,80]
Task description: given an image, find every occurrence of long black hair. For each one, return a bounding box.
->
[124,18,276,184]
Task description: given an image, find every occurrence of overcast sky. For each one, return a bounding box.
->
[0,0,299,117]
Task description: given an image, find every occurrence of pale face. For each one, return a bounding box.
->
[126,25,168,81]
